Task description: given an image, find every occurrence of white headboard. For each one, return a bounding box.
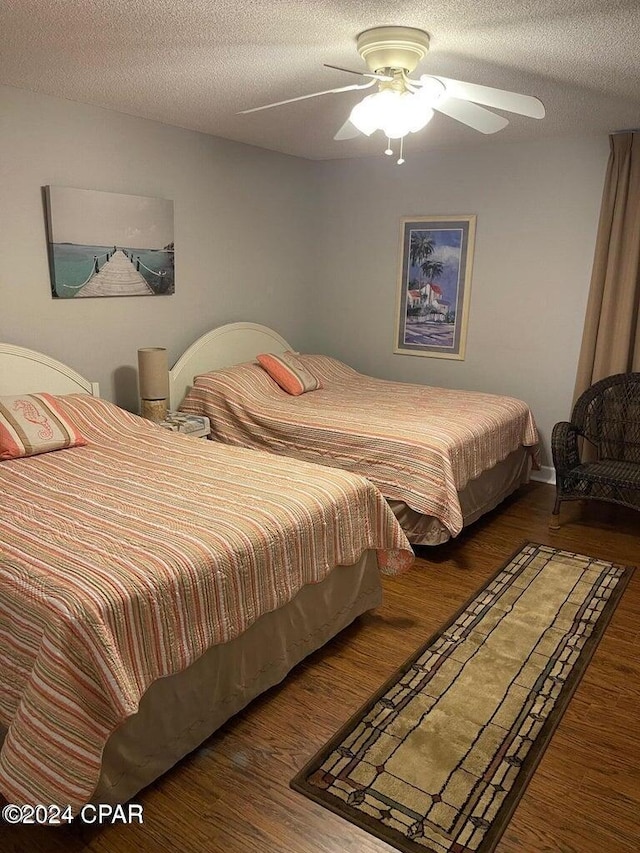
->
[169,322,292,409]
[0,343,100,396]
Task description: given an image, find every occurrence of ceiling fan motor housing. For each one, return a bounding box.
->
[356,26,430,74]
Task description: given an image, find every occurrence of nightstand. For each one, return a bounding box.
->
[156,412,211,439]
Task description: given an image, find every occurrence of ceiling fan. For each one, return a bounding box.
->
[238,26,545,163]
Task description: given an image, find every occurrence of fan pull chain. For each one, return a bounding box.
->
[397,137,405,165]
[384,138,393,156]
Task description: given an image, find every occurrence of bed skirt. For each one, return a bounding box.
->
[89,550,381,804]
[389,447,531,545]
[0,552,381,806]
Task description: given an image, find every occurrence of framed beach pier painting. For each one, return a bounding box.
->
[45,186,174,298]
[395,215,476,360]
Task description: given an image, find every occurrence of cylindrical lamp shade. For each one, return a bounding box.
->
[138,347,169,399]
[138,347,169,421]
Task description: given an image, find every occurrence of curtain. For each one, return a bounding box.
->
[573,131,640,401]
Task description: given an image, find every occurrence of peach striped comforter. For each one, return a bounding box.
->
[0,395,412,808]
[180,355,539,536]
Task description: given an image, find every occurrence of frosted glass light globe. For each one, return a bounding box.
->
[350,88,436,140]
[349,94,380,136]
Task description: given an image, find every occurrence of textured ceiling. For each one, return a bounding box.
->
[1,1,640,160]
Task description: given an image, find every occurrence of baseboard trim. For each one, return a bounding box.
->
[530,465,556,485]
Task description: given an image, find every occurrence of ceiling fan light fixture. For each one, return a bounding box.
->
[349,89,434,139]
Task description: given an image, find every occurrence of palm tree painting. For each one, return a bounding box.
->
[395,215,476,360]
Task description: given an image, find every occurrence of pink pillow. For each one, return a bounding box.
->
[256,352,321,396]
[0,393,87,461]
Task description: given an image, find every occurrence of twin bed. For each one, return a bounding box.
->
[173,323,539,545]
[0,342,413,809]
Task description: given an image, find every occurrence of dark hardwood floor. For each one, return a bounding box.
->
[3,482,639,852]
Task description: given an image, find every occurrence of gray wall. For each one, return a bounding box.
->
[0,85,318,409]
[309,136,610,470]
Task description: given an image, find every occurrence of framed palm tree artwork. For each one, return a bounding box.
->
[394,215,476,359]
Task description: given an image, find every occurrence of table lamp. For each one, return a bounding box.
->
[138,347,169,421]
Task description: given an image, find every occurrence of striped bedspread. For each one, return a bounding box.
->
[0,395,412,808]
[180,355,539,535]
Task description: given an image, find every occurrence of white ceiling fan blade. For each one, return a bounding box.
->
[334,118,361,141]
[324,63,394,82]
[435,98,509,134]
[427,76,545,119]
[237,80,375,115]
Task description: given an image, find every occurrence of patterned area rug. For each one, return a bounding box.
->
[291,543,634,853]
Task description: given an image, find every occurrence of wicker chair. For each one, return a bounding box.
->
[550,372,640,528]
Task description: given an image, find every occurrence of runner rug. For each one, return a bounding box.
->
[291,542,634,853]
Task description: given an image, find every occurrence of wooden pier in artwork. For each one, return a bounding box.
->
[75,250,153,297]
